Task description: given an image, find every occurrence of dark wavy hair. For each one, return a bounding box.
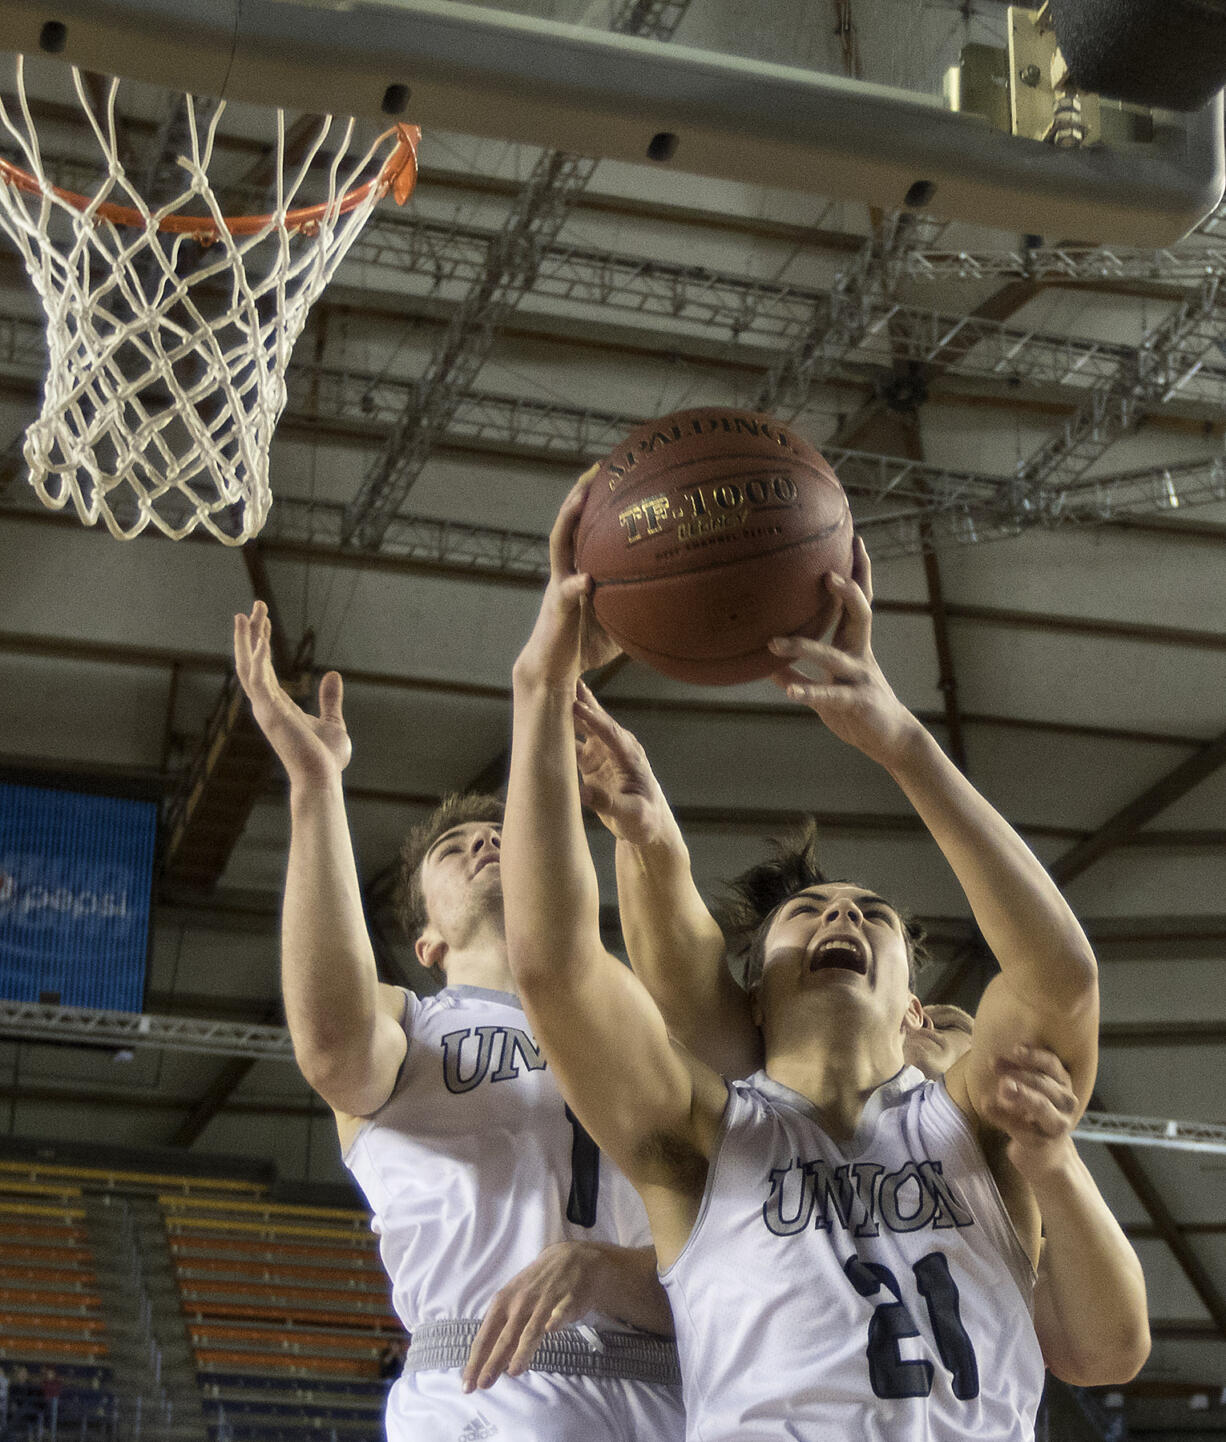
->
[394,792,505,943]
[713,818,927,992]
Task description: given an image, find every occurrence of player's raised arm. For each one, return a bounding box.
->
[234,602,405,1120]
[984,1043,1150,1383]
[769,538,1099,1119]
[575,681,761,1079]
[504,474,726,1260]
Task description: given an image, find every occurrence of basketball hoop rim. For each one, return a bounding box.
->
[0,121,421,239]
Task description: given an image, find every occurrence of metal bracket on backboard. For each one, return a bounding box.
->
[949,7,1160,153]
[0,0,1221,244]
[1007,4,1093,144]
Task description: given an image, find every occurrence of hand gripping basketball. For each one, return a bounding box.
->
[516,470,619,690]
[768,538,920,769]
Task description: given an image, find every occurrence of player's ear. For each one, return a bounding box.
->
[415,927,447,973]
[902,1001,926,1035]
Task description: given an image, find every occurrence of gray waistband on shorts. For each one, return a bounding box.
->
[403,1318,681,1386]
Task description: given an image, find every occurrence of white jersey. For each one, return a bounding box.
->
[662,1067,1043,1442]
[344,985,653,1329]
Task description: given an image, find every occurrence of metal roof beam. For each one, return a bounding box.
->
[1105,1134,1226,1339]
[0,1081,314,1117]
[1050,721,1226,887]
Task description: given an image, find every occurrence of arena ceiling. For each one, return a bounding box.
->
[0,3,1225,1434]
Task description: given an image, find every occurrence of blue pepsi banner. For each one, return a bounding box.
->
[0,782,157,1012]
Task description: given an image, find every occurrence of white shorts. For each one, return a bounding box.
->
[386,1367,685,1442]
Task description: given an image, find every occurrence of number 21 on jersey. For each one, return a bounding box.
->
[843,1251,980,1401]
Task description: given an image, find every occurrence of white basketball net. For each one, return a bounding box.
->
[0,58,419,544]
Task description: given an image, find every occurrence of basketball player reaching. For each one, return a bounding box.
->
[233,604,684,1442]
[570,683,1148,1386]
[503,476,1107,1438]
[581,876,1148,1411]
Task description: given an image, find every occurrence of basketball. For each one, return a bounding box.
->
[574,408,854,685]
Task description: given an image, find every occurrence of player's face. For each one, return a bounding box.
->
[904,1003,973,1079]
[757,882,914,1027]
[418,821,504,939]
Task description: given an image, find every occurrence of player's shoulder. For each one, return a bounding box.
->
[909,1072,992,1171]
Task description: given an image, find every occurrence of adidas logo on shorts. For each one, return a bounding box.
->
[458,1412,499,1441]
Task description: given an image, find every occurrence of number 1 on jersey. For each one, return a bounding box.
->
[913,1252,979,1400]
[564,1104,600,1227]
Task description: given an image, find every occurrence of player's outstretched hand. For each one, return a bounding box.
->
[515,468,618,688]
[462,1241,611,1392]
[234,600,351,787]
[767,536,919,768]
[574,680,674,847]
[981,1042,1081,1183]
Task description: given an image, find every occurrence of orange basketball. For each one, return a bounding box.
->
[575,408,853,685]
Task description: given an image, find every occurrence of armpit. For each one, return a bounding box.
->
[635,1127,709,1191]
